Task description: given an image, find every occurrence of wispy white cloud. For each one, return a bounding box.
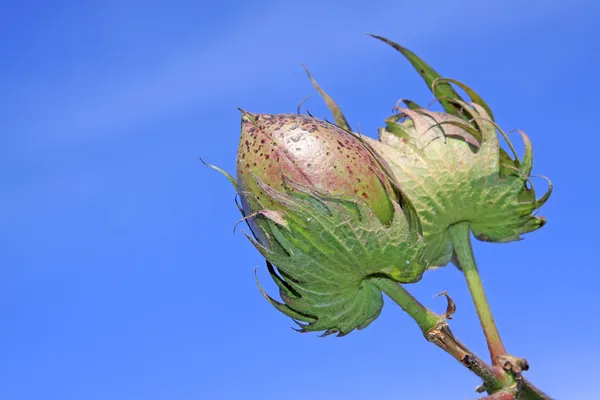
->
[6,0,585,151]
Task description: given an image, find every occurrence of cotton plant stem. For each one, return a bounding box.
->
[370,277,551,399]
[425,321,508,393]
[519,379,553,400]
[449,222,507,364]
[371,277,506,392]
[480,391,516,400]
[369,276,440,334]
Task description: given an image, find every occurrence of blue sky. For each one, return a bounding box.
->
[1,1,599,399]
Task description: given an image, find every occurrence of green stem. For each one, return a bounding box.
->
[371,277,507,392]
[370,276,440,334]
[449,222,506,363]
[371,277,551,399]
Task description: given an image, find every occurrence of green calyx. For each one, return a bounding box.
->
[366,101,551,266]
[366,36,551,266]
[249,176,426,336]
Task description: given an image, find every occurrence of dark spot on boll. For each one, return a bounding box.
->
[362,192,369,199]
[357,178,361,182]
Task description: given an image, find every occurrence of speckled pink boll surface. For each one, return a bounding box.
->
[236,112,396,226]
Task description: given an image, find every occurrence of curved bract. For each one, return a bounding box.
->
[249,178,425,336]
[363,36,551,266]
[364,97,551,266]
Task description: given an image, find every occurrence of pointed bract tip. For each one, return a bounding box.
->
[200,156,238,190]
[367,34,405,50]
[238,108,258,119]
[301,63,314,79]
[199,156,210,167]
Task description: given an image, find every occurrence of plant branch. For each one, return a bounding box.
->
[449,222,507,363]
[371,277,506,392]
[425,322,508,393]
[370,277,552,399]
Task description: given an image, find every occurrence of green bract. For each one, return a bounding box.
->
[362,36,552,267]
[248,179,425,336]
[230,112,427,336]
